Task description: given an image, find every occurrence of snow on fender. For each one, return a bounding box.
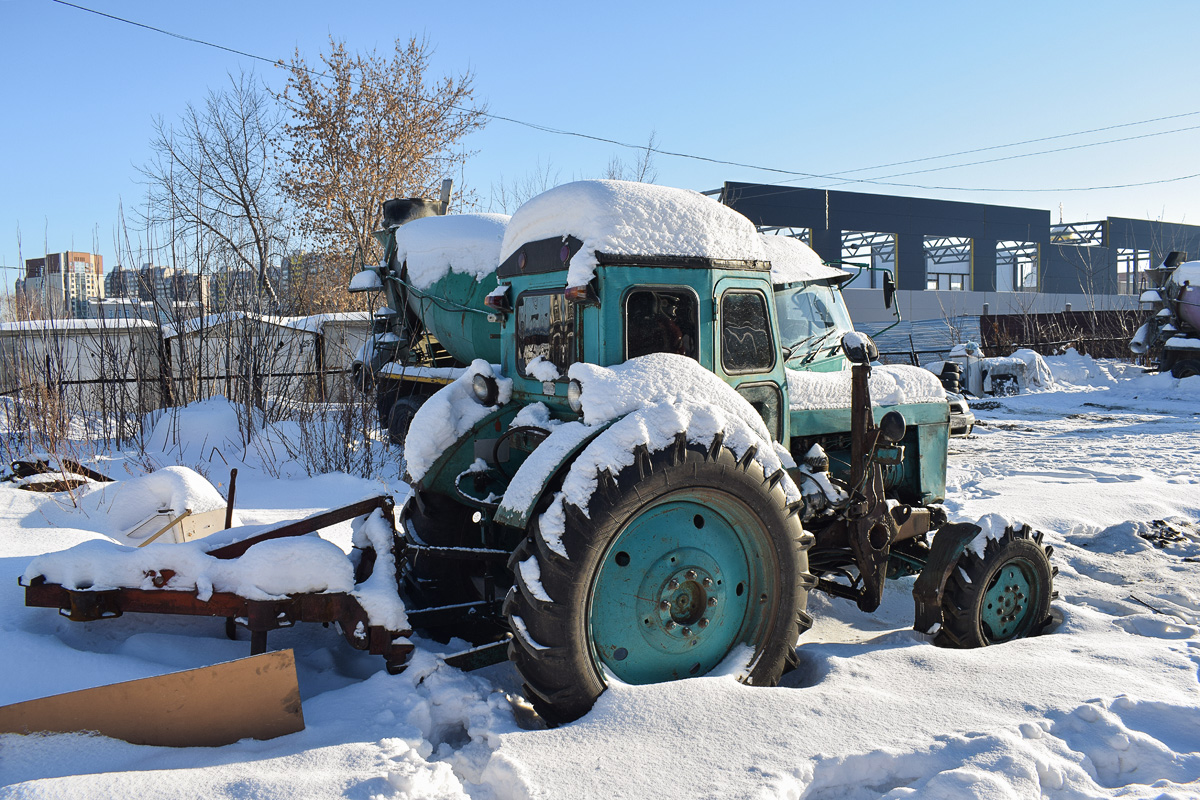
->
[498,353,803,536]
[403,360,512,484]
[562,352,802,511]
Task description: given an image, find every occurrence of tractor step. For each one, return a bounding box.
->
[405,541,510,562]
[442,636,512,671]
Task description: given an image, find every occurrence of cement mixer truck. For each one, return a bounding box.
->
[1130,251,1200,378]
[349,179,1056,724]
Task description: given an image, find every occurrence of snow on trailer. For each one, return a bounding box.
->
[18,470,413,672]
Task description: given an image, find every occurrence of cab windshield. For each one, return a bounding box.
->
[774,282,854,357]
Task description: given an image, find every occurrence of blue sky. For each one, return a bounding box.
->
[4,0,1200,289]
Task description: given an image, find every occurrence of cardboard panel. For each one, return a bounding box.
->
[0,650,304,747]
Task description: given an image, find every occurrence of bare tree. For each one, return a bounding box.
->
[274,36,488,280]
[141,69,289,308]
[489,158,562,214]
[604,130,659,184]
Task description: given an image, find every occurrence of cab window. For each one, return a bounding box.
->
[625,288,698,360]
[516,291,577,376]
[721,290,774,373]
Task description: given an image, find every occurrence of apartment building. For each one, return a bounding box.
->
[16,251,105,318]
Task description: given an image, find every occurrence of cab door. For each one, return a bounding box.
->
[714,278,787,443]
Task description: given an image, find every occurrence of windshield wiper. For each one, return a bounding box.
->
[799,329,839,365]
[782,329,826,361]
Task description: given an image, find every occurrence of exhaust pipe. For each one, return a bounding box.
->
[381,179,455,229]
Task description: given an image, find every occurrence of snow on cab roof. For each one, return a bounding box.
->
[397,212,509,291]
[759,233,850,285]
[499,180,767,288]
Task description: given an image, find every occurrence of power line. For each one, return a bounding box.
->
[817,123,1200,187]
[822,109,1200,177]
[46,0,1200,195]
[51,0,280,68]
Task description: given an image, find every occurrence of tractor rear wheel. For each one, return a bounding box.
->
[1170,358,1200,379]
[388,397,423,447]
[504,435,813,725]
[935,524,1055,648]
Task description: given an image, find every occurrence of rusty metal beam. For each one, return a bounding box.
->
[207,495,394,559]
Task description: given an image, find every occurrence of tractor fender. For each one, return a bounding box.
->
[911,522,983,635]
[493,419,614,531]
[409,402,518,498]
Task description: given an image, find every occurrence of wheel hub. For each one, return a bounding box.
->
[982,561,1035,641]
[654,567,721,637]
[589,497,768,684]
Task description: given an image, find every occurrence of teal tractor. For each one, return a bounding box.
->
[352,180,1056,724]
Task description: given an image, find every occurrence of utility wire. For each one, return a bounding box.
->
[823,109,1200,177]
[48,0,1200,195]
[816,123,1200,187]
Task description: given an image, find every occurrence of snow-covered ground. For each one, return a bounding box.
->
[2,354,1198,799]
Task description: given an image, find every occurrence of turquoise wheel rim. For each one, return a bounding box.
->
[980,557,1040,642]
[588,492,778,685]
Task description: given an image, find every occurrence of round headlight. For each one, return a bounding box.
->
[566,379,583,413]
[472,373,499,406]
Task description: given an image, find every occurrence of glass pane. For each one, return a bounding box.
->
[737,383,782,440]
[626,289,698,360]
[721,291,774,373]
[517,292,576,376]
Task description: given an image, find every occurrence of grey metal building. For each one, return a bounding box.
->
[720,182,1200,297]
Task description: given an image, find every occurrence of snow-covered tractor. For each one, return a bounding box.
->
[1130,251,1200,378]
[353,180,1057,723]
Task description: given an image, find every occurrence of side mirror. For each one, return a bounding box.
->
[841,331,878,365]
[883,271,896,310]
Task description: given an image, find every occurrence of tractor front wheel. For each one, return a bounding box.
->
[936,525,1055,648]
[505,435,813,725]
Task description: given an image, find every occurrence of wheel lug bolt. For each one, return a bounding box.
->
[698,618,710,628]
[667,579,679,590]
[708,597,718,607]
[665,621,677,629]
[702,577,713,588]
[659,600,671,611]
[682,627,692,636]
[685,570,697,580]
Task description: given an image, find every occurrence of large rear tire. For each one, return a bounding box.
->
[504,435,814,725]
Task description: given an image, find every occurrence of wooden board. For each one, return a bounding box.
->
[0,650,304,747]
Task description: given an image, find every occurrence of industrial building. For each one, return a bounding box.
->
[721,182,1200,318]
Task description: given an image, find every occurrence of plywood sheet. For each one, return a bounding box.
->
[0,649,304,747]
